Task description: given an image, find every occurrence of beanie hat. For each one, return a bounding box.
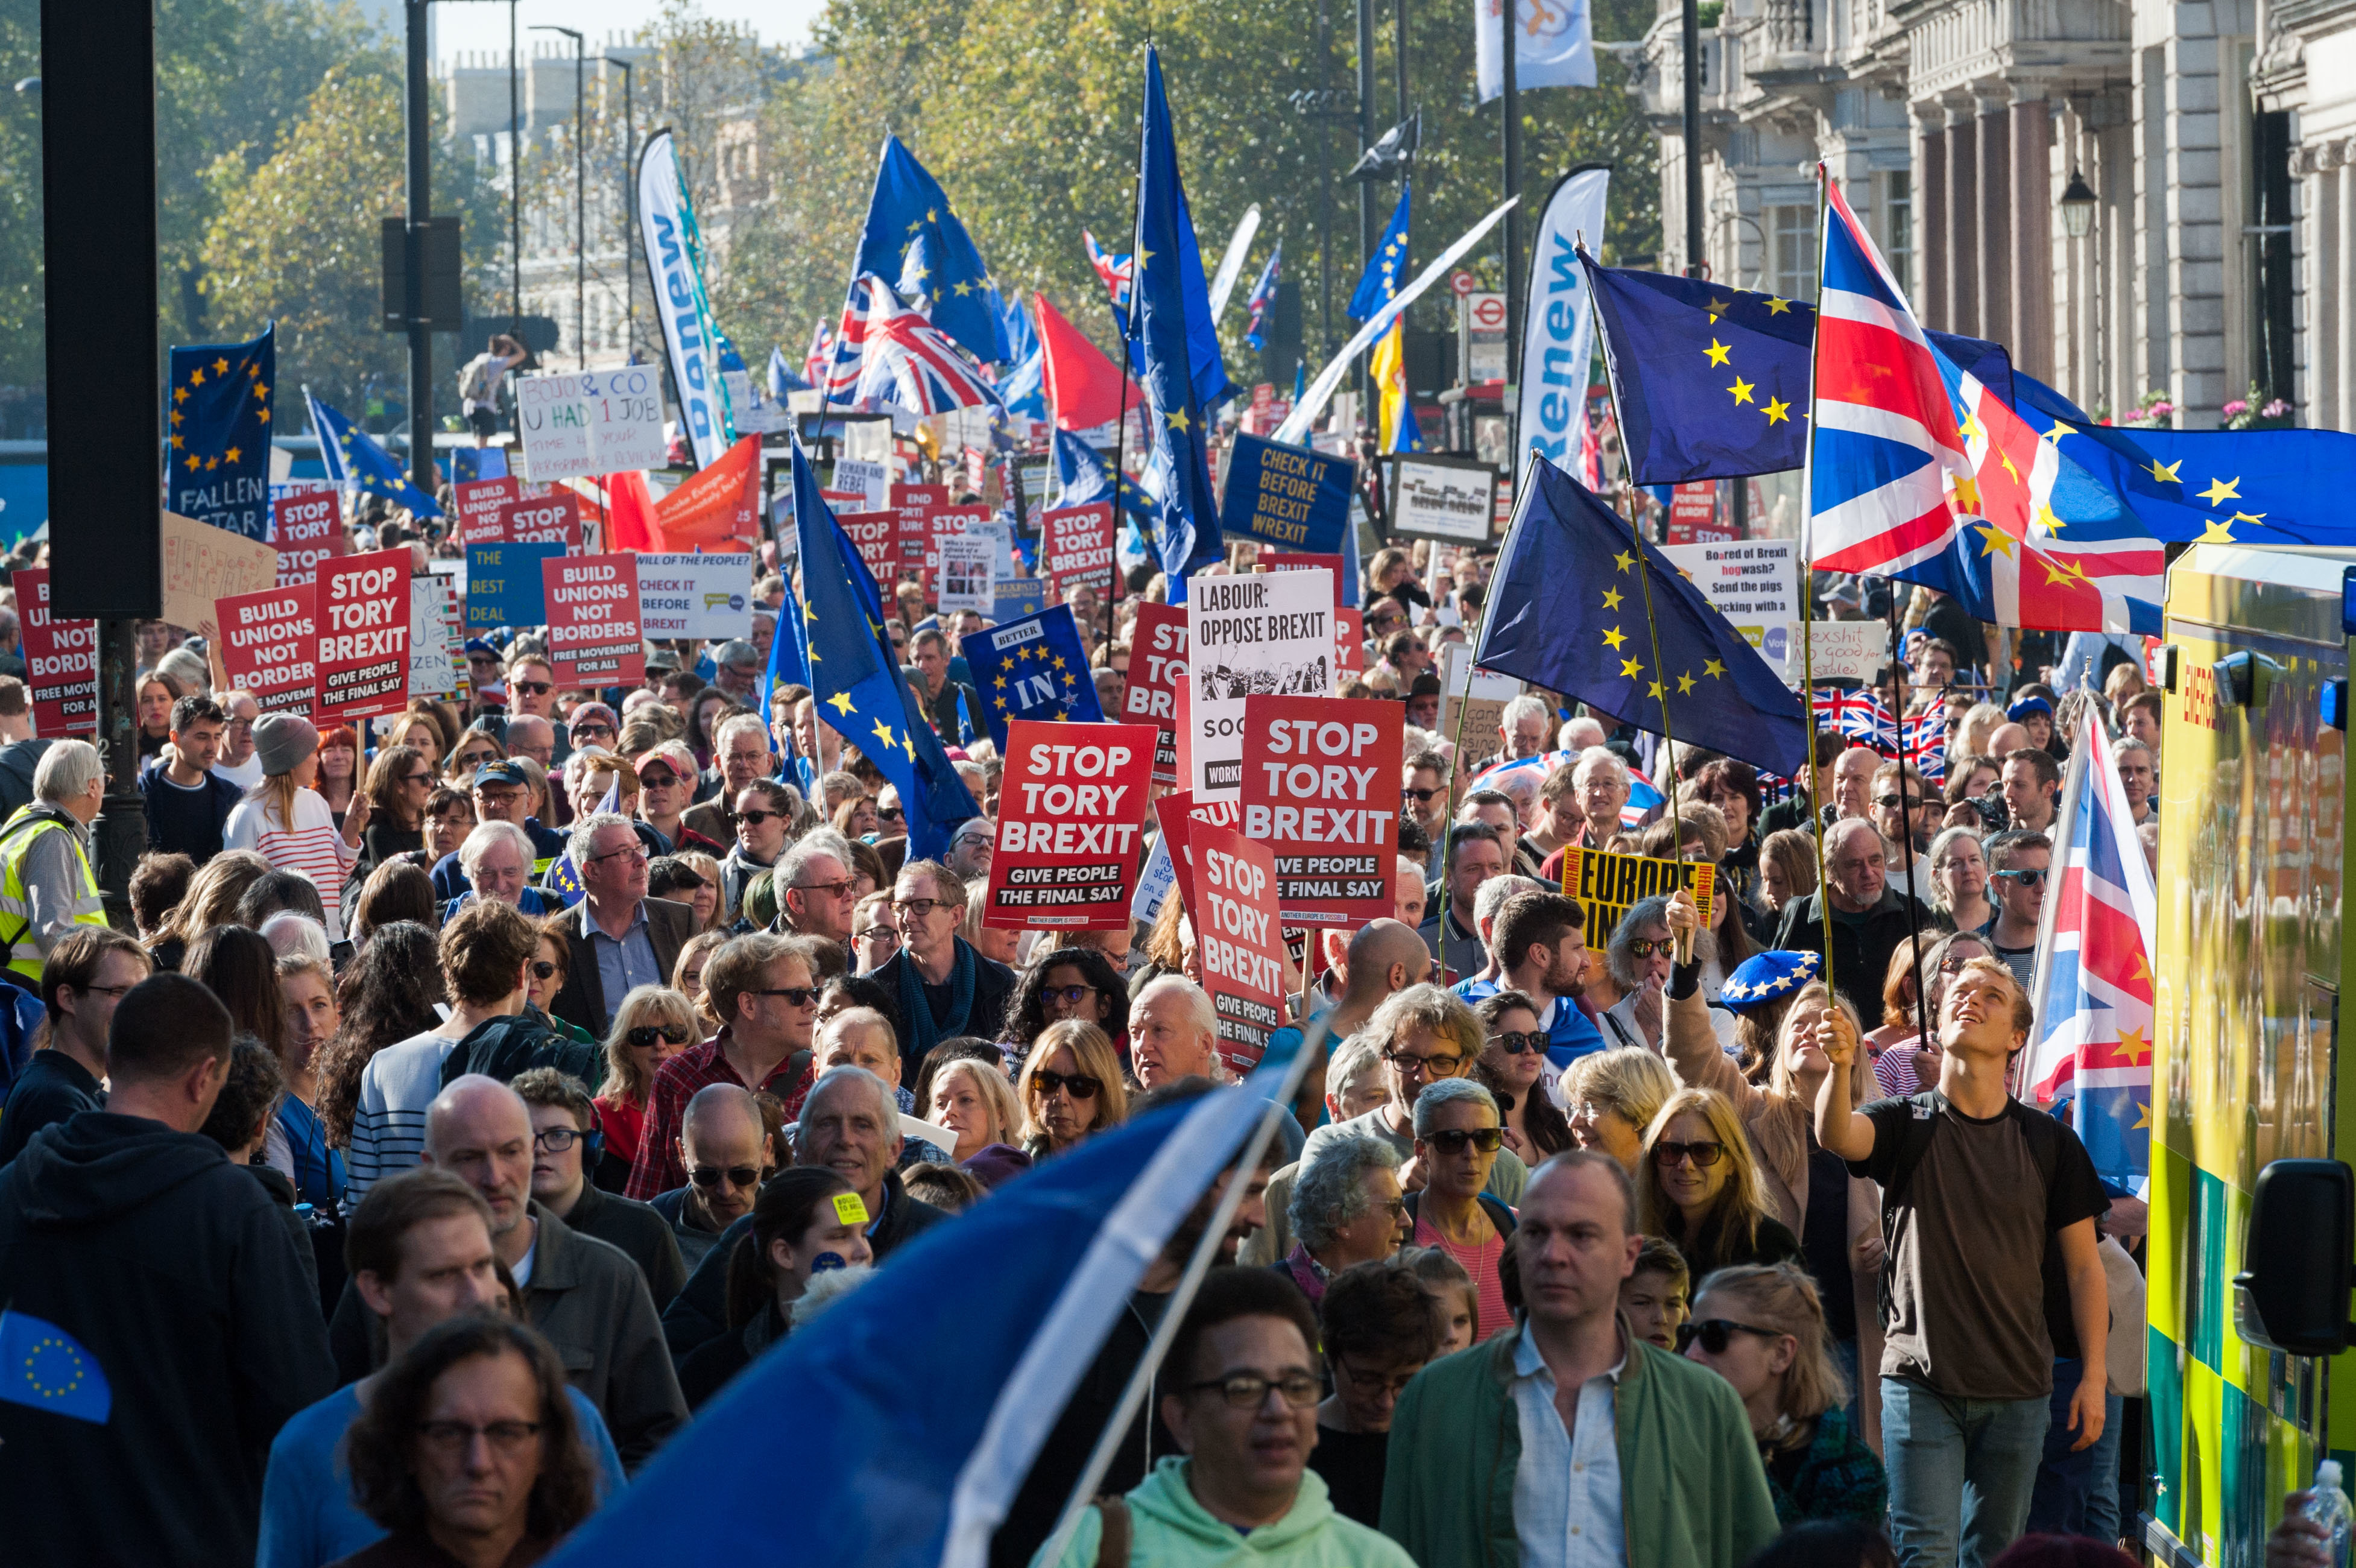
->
[253,713,320,777]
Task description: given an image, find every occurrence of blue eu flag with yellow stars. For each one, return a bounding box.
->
[791,443,978,860]
[167,324,275,540]
[1578,250,2012,486]
[959,604,1106,753]
[305,388,445,519]
[0,1309,110,1423]
[1476,459,1809,779]
[854,135,1009,365]
[1349,184,1423,453]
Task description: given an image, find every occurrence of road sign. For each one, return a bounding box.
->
[1450,270,1477,299]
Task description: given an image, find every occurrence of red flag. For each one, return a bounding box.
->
[599,469,661,551]
[652,434,760,551]
[1034,291,1143,431]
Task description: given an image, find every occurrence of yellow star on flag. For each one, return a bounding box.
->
[1763,398,1791,425]
[174,387,188,404]
[1600,587,1623,610]
[168,409,182,426]
[993,674,1007,690]
[953,280,973,296]
[1977,525,2020,559]
[188,367,205,387]
[2198,476,2241,505]
[1612,550,1634,573]
[1703,659,1726,678]
[1677,672,1697,694]
[1764,296,1792,314]
[2043,419,2077,441]
[1960,410,1986,443]
[1704,340,1731,367]
[2132,1101,2153,1131]
[1619,657,1644,680]
[1601,626,1628,650]
[2039,556,2078,588]
[1646,680,1665,698]
[1998,449,2021,482]
[184,454,201,472]
[2034,501,2064,535]
[2228,510,2268,527]
[827,693,854,716]
[1727,377,1756,406]
[2199,517,2237,543]
[2114,1026,2152,1064]
[901,732,917,762]
[169,435,182,450]
[1166,408,1192,433]
[1137,247,1155,268]
[224,446,241,464]
[871,718,896,750]
[2144,457,2182,485]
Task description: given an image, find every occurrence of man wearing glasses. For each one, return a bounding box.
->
[0,927,148,1164]
[646,1083,773,1270]
[772,830,859,958]
[1774,816,1933,1023]
[511,1066,685,1309]
[547,814,699,1040]
[865,860,1017,1077]
[212,688,267,789]
[1979,829,2051,989]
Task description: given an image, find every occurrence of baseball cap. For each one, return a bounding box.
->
[473,759,530,790]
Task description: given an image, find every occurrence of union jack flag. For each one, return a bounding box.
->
[1244,242,1282,352]
[849,275,1003,416]
[822,278,873,400]
[802,320,834,388]
[1809,687,1897,749]
[1900,710,1947,783]
[1084,230,1134,312]
[2024,704,2156,1184]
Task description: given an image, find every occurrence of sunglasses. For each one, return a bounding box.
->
[1044,984,1099,1005]
[1876,794,1925,809]
[573,724,616,742]
[1032,1069,1101,1099]
[1623,938,1676,959]
[877,805,905,823]
[1652,1138,1726,1168]
[1992,868,2048,887]
[737,808,782,826]
[1423,1127,1503,1155]
[400,771,432,786]
[512,680,552,695]
[1401,786,1442,803]
[1490,1030,1547,1056]
[531,960,558,981]
[751,986,820,1007]
[1676,1318,1783,1355]
[689,1164,762,1189]
[792,878,856,900]
[627,1025,692,1048]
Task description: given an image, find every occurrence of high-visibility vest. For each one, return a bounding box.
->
[0,805,106,981]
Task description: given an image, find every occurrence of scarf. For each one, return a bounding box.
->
[896,937,977,1061]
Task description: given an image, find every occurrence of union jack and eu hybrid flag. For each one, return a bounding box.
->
[306,388,444,518]
[1244,241,1283,352]
[959,604,1107,753]
[851,134,1008,365]
[1476,458,1810,779]
[789,443,978,860]
[168,324,274,540]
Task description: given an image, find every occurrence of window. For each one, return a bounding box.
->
[1769,205,1818,300]
[1884,170,1913,302]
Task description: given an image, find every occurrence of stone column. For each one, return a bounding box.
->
[1977,95,2013,351]
[2010,90,2055,379]
[1921,119,1948,330]
[1947,103,1980,337]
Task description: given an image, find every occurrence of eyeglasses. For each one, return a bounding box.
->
[751,986,820,1008]
[1876,794,1925,810]
[512,680,552,695]
[1676,1319,1784,1355]
[1423,1127,1503,1155]
[1490,1030,1547,1057]
[855,926,900,945]
[894,897,948,920]
[689,1164,763,1189]
[792,877,856,900]
[737,809,782,826]
[1993,868,2047,887]
[1189,1371,1322,1410]
[417,1419,542,1455]
[1032,1069,1101,1099]
[1044,984,1099,1006]
[587,842,649,865]
[1383,1049,1462,1078]
[530,960,558,981]
[79,981,137,999]
[627,1025,692,1048]
[533,1126,598,1155]
[1652,1139,1726,1168]
[400,771,432,786]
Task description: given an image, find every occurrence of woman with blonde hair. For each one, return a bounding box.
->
[224,715,367,941]
[1017,1019,1127,1160]
[672,929,731,1034]
[1756,829,1819,919]
[1682,1262,1886,1525]
[592,984,698,1192]
[1562,1045,1678,1174]
[145,848,272,970]
[926,1056,1029,1178]
[1951,700,2007,764]
[1637,1086,1803,1279]
[674,850,727,931]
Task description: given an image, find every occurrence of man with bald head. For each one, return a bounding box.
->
[328,1073,687,1468]
[1775,815,1931,1022]
[1321,918,1432,1042]
[1830,744,1882,821]
[815,1005,952,1160]
[649,1083,773,1269]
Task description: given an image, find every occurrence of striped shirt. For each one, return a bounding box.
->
[224,788,360,940]
[346,1029,454,1203]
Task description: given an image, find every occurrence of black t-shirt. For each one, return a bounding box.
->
[1851,1091,2108,1400]
[1307,1423,1390,1528]
[0,1051,103,1165]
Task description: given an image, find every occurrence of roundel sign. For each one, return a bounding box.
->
[1450,270,1477,298]
[1468,293,1508,332]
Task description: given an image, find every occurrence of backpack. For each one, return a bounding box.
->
[1872,1091,2066,1341]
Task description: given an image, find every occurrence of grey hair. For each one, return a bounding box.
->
[1289,1133,1403,1251]
[1571,745,1629,786]
[795,1064,900,1151]
[458,819,535,877]
[32,739,101,806]
[259,911,332,964]
[1131,973,1219,1042]
[1605,894,1715,989]
[1364,982,1486,1061]
[714,712,769,754]
[1474,873,1549,932]
[1823,815,1884,862]
[1325,1034,1384,1100]
[1412,1075,1500,1136]
[780,828,856,889]
[571,811,638,859]
[2111,736,2153,763]
[1500,693,1550,735]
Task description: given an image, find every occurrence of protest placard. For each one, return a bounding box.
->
[273,492,341,588]
[466,541,561,630]
[161,510,279,634]
[1438,641,1522,750]
[452,478,518,547]
[832,459,888,511]
[499,488,583,551]
[983,720,1156,929]
[1386,455,1499,545]
[1186,568,1334,798]
[924,505,993,584]
[317,549,411,724]
[515,367,666,480]
[1555,847,1717,963]
[1038,503,1116,599]
[215,583,318,716]
[1660,539,1801,679]
[1125,603,1186,783]
[1239,695,1403,925]
[1132,832,1178,928]
[541,553,645,687]
[1263,551,1350,608]
[1217,432,1353,554]
[16,568,95,736]
[993,578,1049,622]
[409,577,461,702]
[1335,608,1363,674]
[1792,621,1889,686]
[1190,824,1288,1075]
[935,534,996,617]
[636,555,754,641]
[836,509,898,589]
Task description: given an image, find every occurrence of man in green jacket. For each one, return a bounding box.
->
[1380,1151,1780,1568]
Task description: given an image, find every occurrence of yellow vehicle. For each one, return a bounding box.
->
[2145,543,2351,1566]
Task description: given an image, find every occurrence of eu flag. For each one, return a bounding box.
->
[1476,459,1809,778]
[960,604,1107,751]
[168,324,274,540]
[853,136,1009,365]
[0,1310,110,1423]
[1578,252,2013,485]
[1348,184,1423,454]
[1052,428,1152,521]
[305,389,444,517]
[1133,48,1227,596]
[791,444,977,859]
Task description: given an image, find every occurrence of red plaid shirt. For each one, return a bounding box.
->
[624,1028,813,1200]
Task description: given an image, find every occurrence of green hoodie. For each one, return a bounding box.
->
[1034,1456,1417,1568]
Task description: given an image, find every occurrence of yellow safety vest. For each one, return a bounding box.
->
[0,805,107,982]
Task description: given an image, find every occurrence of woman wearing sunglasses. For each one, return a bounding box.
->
[677,1166,873,1412]
[441,731,507,788]
[359,744,433,874]
[1681,1262,1887,1527]
[1637,1086,1802,1281]
[1002,947,1128,1064]
[1017,1020,1127,1160]
[592,985,700,1194]
[1470,990,1574,1163]
[1402,1078,1517,1344]
[722,780,797,923]
[522,918,595,1049]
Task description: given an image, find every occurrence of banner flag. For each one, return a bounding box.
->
[1477,0,1596,100]
[637,128,736,467]
[167,324,274,540]
[1517,169,1609,472]
[961,604,1107,753]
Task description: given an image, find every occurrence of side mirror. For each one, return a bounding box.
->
[2234,1158,2356,1356]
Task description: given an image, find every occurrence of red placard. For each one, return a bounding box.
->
[1334,608,1364,674]
[215,583,318,717]
[452,478,519,546]
[983,719,1157,929]
[1191,824,1287,1075]
[836,509,898,589]
[1265,552,1350,608]
[16,568,95,736]
[1125,602,1187,783]
[1239,695,1403,925]
[273,492,343,587]
[317,549,412,724]
[500,488,583,550]
[925,505,993,585]
[1039,503,1116,599]
[1154,788,1240,927]
[889,484,946,509]
[1666,481,1735,545]
[540,552,645,688]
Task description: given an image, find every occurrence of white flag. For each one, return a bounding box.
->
[1477,0,1597,100]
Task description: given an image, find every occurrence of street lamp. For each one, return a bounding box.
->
[531,24,585,368]
[605,54,634,361]
[2059,169,2098,240]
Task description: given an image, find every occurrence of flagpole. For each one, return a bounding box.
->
[1800,164,1836,989]
[1432,620,1485,987]
[1885,586,1931,1051]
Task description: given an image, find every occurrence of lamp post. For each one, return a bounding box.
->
[605,54,634,361]
[508,0,520,336]
[2059,169,2097,239]
[532,24,585,368]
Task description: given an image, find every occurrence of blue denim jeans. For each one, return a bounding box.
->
[1883,1376,2053,1568]
[2025,1359,2126,1539]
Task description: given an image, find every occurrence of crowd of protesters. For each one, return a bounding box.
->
[0,534,2173,1568]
